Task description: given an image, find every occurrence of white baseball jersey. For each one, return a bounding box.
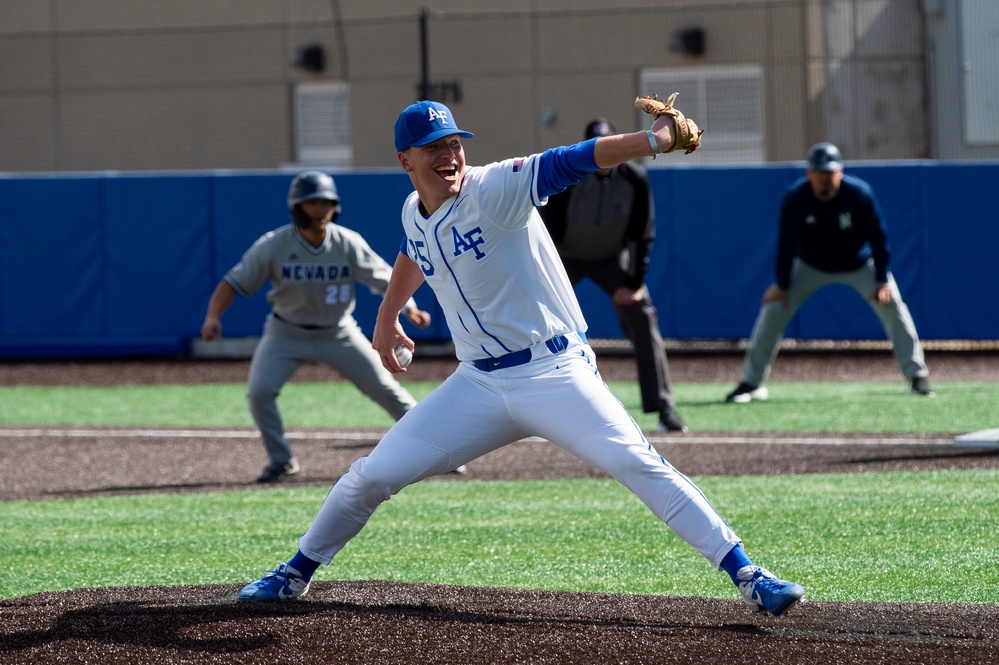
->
[226,223,392,329]
[401,154,587,362]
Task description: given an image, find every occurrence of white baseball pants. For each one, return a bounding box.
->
[299,336,740,570]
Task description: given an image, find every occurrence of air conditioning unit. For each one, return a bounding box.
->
[639,65,765,165]
[293,82,352,167]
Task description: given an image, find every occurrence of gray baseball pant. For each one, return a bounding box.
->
[742,258,929,386]
[247,315,417,465]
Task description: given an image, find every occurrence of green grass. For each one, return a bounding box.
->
[0,383,434,429]
[2,472,996,603]
[1,380,995,432]
[1,378,996,603]
[628,381,996,432]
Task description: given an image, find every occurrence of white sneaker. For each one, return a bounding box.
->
[726,383,769,403]
[255,458,300,483]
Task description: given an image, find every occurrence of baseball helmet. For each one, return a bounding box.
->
[288,171,341,226]
[806,143,843,172]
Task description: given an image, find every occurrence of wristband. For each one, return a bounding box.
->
[646,129,660,159]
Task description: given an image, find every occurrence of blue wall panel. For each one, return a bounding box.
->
[0,177,107,337]
[663,166,800,338]
[210,173,291,338]
[1,162,997,359]
[104,175,213,339]
[917,163,999,339]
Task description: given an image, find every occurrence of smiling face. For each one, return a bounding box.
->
[398,136,466,215]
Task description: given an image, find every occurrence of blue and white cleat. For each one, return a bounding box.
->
[237,563,310,601]
[737,566,804,617]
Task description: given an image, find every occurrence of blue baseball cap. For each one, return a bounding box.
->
[806,142,843,172]
[394,101,474,152]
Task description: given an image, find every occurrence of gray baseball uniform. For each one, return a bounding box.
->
[225,222,418,467]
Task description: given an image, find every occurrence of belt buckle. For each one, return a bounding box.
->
[545,334,568,354]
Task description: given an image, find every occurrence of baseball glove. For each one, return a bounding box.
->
[634,92,703,155]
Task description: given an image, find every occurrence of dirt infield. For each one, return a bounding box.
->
[1,352,997,664]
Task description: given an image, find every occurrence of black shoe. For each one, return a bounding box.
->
[256,458,300,483]
[656,406,688,433]
[910,377,935,397]
[726,382,769,403]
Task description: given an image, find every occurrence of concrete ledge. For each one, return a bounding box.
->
[188,336,999,360]
[189,337,460,360]
[189,338,260,359]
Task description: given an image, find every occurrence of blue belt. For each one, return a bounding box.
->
[472,333,586,373]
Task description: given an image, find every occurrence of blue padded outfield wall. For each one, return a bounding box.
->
[1,162,997,359]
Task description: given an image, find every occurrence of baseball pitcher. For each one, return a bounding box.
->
[236,97,804,618]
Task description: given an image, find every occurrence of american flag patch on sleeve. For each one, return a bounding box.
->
[512,159,524,172]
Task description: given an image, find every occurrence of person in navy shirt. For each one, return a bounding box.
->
[726,142,933,403]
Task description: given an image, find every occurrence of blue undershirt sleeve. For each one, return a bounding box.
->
[536,139,600,200]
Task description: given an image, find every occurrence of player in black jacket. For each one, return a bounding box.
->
[541,118,687,432]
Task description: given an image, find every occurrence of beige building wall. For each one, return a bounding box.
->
[0,0,991,173]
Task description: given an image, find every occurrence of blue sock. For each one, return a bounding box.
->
[288,550,321,581]
[720,545,754,585]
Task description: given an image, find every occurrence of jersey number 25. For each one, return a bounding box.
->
[409,239,435,277]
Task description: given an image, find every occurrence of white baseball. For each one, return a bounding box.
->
[394,344,413,368]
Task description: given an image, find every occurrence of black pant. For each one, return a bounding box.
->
[562,258,676,413]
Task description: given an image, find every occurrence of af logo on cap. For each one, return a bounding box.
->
[428,108,449,125]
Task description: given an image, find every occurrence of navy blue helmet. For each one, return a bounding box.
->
[806,143,843,172]
[288,171,340,226]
